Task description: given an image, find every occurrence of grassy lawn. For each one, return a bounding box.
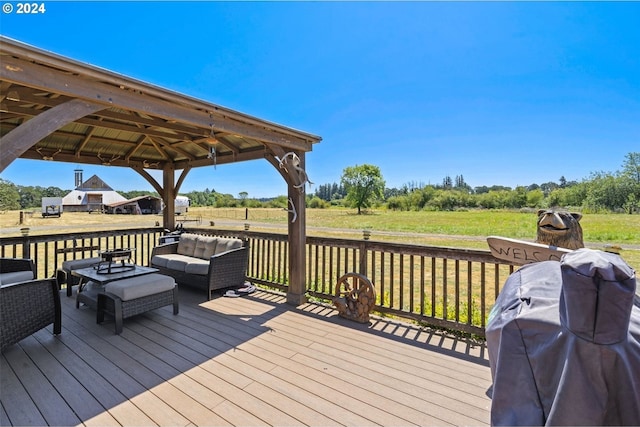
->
[2,207,638,272]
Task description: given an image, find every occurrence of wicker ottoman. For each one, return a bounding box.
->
[57,257,102,297]
[96,273,178,334]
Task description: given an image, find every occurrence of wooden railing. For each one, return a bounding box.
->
[0,228,164,280]
[233,231,514,336]
[1,227,515,337]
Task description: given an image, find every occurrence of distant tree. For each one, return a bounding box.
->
[428,190,458,211]
[526,189,545,208]
[409,185,437,210]
[238,191,248,206]
[562,182,588,207]
[0,179,20,211]
[540,181,558,196]
[488,185,512,192]
[621,152,640,184]
[454,175,472,193]
[314,182,346,201]
[215,193,237,208]
[442,175,453,189]
[308,196,330,209]
[332,183,346,199]
[623,194,639,214]
[340,164,385,214]
[559,176,567,188]
[620,152,640,213]
[18,186,41,208]
[42,186,67,198]
[404,181,424,192]
[121,190,158,200]
[584,172,626,212]
[386,195,409,211]
[265,195,288,209]
[314,183,331,201]
[384,187,405,199]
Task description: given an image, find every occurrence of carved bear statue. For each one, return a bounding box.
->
[536,209,584,250]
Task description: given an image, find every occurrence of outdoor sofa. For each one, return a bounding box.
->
[150,233,249,300]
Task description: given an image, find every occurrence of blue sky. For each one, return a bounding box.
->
[1,1,639,198]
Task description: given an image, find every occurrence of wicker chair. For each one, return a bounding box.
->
[1,278,61,352]
[0,257,36,285]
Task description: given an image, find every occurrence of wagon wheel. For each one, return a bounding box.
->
[335,272,376,313]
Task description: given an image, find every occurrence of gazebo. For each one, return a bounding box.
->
[0,36,322,305]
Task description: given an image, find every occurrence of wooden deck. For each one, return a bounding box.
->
[1,285,492,426]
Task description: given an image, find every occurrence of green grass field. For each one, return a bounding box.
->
[3,207,639,272]
[212,207,640,271]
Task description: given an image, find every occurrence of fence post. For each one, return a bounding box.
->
[21,234,31,259]
[359,240,368,277]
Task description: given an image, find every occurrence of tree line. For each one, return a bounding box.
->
[324,152,639,214]
[1,152,638,214]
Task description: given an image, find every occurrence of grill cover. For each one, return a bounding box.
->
[486,248,640,426]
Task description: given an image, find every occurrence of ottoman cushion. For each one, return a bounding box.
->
[105,274,175,301]
[62,257,102,271]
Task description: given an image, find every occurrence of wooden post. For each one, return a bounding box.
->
[286,153,307,306]
[162,164,176,231]
[359,241,368,277]
[22,235,31,260]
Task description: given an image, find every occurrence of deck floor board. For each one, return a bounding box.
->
[0,285,492,426]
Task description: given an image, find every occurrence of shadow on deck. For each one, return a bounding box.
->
[1,285,492,426]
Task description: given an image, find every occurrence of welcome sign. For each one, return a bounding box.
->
[487,236,572,265]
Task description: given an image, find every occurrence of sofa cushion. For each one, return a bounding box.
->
[184,259,210,276]
[166,255,197,273]
[151,253,185,268]
[0,270,34,285]
[193,235,218,259]
[214,238,243,255]
[150,254,168,268]
[104,273,175,301]
[177,233,198,257]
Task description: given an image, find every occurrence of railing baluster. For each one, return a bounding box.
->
[1,226,514,336]
[455,259,460,323]
[431,257,436,318]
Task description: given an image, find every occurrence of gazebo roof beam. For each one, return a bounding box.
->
[4,100,199,142]
[1,53,316,152]
[1,38,320,142]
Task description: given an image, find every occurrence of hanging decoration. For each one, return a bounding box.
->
[278,151,313,192]
[284,197,298,223]
[206,123,217,169]
[36,147,62,161]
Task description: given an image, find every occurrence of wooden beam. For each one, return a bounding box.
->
[131,165,163,195]
[4,101,199,142]
[146,136,195,161]
[76,124,98,157]
[0,98,103,172]
[1,55,314,152]
[2,38,320,141]
[124,134,147,162]
[162,164,176,231]
[173,147,267,169]
[175,167,191,195]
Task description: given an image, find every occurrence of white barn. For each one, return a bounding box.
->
[62,173,127,213]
